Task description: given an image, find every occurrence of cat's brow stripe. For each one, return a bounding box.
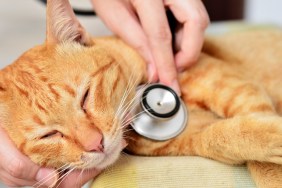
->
[33,115,45,125]
[61,84,75,97]
[90,59,115,78]
[94,76,105,104]
[0,85,5,91]
[112,76,121,95]
[14,84,29,98]
[111,66,124,95]
[48,84,61,101]
[35,101,49,114]
[23,126,34,132]
[40,76,48,82]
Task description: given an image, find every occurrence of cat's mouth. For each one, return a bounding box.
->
[76,133,127,170]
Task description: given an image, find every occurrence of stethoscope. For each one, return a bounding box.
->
[38,0,187,141]
[130,84,188,141]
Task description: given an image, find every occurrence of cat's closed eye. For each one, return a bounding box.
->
[40,130,63,139]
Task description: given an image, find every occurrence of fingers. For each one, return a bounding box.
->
[91,0,158,82]
[57,168,101,188]
[166,0,209,70]
[92,0,209,95]
[132,0,180,93]
[0,127,57,187]
[0,170,37,187]
[175,21,205,70]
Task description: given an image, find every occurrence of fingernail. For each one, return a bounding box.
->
[171,79,181,96]
[36,168,58,187]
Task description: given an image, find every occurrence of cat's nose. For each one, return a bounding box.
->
[84,133,104,153]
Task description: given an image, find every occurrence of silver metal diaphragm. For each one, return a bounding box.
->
[130,84,188,141]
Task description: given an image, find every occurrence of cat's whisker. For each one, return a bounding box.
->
[117,85,146,122]
[120,109,148,128]
[113,86,151,137]
[110,74,143,135]
[114,76,150,132]
[119,97,152,130]
[122,135,136,142]
[114,72,137,118]
[114,88,129,121]
[33,163,71,188]
[118,81,150,120]
[115,87,137,123]
[55,167,76,188]
[76,168,85,187]
[115,71,146,119]
[122,128,135,134]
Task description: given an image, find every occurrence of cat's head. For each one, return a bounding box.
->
[0,0,146,170]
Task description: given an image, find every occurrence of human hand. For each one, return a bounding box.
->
[0,126,101,187]
[0,126,57,187]
[91,0,209,94]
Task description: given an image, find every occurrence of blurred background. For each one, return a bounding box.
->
[0,0,282,69]
[0,0,281,187]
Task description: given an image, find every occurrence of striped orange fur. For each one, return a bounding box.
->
[1,0,282,187]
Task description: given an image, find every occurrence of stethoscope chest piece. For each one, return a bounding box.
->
[130,84,188,141]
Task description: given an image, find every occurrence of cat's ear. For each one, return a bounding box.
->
[46,0,93,46]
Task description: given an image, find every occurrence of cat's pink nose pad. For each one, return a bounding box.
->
[84,134,104,153]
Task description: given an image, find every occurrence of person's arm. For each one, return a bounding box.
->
[91,0,209,95]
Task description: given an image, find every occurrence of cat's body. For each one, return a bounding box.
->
[128,29,282,159]
[1,0,282,187]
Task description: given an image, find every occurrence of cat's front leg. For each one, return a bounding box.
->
[247,161,282,188]
[190,114,282,165]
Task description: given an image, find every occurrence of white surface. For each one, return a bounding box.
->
[245,0,282,25]
[0,0,111,69]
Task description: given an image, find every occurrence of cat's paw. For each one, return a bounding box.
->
[261,136,282,165]
[200,115,282,165]
[249,116,282,165]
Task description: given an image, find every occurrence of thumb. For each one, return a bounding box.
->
[35,168,58,187]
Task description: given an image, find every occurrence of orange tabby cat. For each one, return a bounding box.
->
[1,0,282,187]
